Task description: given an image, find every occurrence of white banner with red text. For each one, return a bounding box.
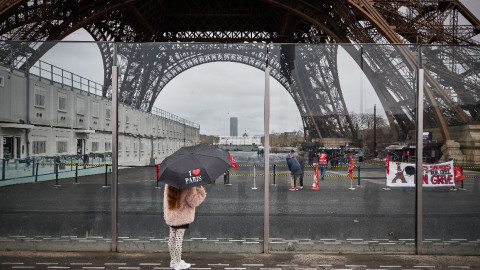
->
[386,161,454,187]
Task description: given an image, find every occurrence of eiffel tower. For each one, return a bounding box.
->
[0,0,479,144]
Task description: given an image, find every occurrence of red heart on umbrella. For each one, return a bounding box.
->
[192,169,200,175]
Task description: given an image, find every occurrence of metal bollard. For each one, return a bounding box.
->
[74,165,79,184]
[155,165,162,189]
[32,158,36,177]
[35,162,39,183]
[224,170,232,186]
[272,164,277,186]
[357,166,361,187]
[2,159,5,181]
[252,165,258,189]
[103,165,110,188]
[53,164,61,187]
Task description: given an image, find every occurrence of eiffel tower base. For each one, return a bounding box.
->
[440,140,465,163]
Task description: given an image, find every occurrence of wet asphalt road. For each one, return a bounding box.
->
[0,152,479,246]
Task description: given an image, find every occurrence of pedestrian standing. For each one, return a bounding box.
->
[164,184,206,270]
[24,157,31,171]
[330,153,335,168]
[297,153,305,188]
[286,156,302,190]
[319,150,327,180]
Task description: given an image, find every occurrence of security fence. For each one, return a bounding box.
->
[1,41,480,255]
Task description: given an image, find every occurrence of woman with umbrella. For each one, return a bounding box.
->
[164,184,206,270]
[158,144,237,270]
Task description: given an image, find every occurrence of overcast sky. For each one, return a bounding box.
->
[40,0,480,136]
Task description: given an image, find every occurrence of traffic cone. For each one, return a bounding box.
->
[311,163,319,190]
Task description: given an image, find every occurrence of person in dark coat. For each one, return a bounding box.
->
[286,156,302,191]
[329,153,335,168]
[297,153,305,188]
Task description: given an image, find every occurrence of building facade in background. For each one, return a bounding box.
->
[230,117,238,136]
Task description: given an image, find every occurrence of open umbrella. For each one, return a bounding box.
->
[158,144,235,189]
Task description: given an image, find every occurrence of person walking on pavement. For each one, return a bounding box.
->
[319,150,328,180]
[286,155,302,191]
[297,153,305,188]
[164,184,206,270]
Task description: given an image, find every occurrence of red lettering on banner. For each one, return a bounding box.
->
[430,164,451,170]
[429,175,453,185]
[414,175,428,184]
[423,166,428,170]
[447,175,453,184]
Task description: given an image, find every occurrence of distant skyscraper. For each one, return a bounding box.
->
[230,117,238,136]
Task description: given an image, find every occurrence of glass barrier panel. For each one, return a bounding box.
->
[267,43,418,253]
[115,43,266,252]
[421,45,480,255]
[0,41,113,251]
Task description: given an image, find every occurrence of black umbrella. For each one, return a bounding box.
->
[158,144,234,189]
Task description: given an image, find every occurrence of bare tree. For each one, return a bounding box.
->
[350,113,396,154]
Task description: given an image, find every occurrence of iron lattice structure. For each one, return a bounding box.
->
[0,0,479,140]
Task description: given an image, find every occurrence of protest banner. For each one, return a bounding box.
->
[386,161,455,187]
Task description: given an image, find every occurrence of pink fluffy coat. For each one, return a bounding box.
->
[163,185,206,226]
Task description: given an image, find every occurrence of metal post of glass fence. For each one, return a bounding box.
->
[61,69,64,88]
[103,165,110,188]
[53,164,61,187]
[39,61,41,81]
[71,73,74,91]
[74,165,79,184]
[50,65,53,84]
[10,48,13,72]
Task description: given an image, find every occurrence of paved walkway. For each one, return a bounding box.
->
[1,251,480,269]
